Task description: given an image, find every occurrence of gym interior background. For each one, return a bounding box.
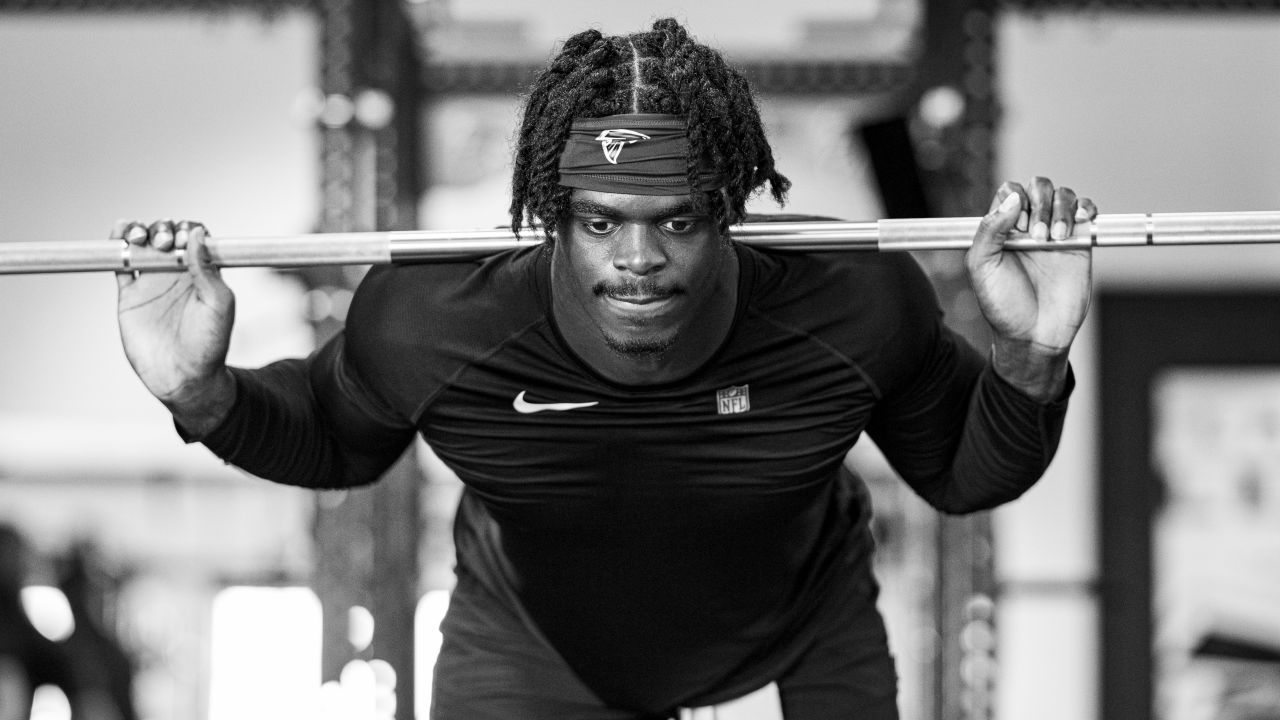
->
[0,2,1278,719]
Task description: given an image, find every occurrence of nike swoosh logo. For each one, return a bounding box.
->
[512,391,600,414]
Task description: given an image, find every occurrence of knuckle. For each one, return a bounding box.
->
[122,220,149,242]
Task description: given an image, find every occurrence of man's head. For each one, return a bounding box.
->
[509,18,790,239]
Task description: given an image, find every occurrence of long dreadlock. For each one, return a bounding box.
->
[508,18,791,240]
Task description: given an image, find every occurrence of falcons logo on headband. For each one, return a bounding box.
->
[595,129,651,164]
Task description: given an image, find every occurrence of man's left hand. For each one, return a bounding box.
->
[966,176,1097,402]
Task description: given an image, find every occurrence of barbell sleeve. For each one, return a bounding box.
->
[1,211,1278,275]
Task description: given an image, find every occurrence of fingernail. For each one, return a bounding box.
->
[1032,221,1049,240]
[125,226,147,242]
[1051,220,1067,240]
[1017,211,1029,232]
[999,193,1020,212]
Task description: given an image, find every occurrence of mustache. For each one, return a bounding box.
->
[593,279,684,299]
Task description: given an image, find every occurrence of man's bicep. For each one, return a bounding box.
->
[864,324,986,498]
[867,325,1070,514]
[309,336,418,479]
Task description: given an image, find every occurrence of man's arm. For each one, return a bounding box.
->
[115,219,236,435]
[188,340,417,489]
[863,178,1091,512]
[115,219,414,489]
[967,176,1096,401]
[865,322,1072,514]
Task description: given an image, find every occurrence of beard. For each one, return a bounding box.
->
[601,330,676,358]
[592,278,683,358]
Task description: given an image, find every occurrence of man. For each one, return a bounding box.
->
[114,18,1094,720]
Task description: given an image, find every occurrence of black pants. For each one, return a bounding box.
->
[430,570,900,720]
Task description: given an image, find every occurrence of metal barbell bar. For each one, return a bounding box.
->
[2,211,1279,275]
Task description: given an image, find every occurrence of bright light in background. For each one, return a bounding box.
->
[368,659,397,717]
[349,604,375,652]
[29,684,71,720]
[21,586,75,642]
[414,590,451,719]
[312,659,398,720]
[208,586,322,720]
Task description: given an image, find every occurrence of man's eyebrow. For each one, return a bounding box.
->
[568,200,621,217]
[659,200,699,218]
[567,199,703,219]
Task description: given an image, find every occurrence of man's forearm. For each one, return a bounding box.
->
[164,366,237,439]
[181,358,415,491]
[991,337,1071,404]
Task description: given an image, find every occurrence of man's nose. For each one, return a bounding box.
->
[612,225,667,275]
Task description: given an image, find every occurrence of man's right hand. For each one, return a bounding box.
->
[114,219,237,437]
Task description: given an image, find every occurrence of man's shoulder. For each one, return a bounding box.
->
[737,216,941,349]
[737,216,944,375]
[355,245,544,308]
[738,216,931,305]
[346,245,548,347]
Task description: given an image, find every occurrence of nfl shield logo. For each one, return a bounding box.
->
[716,385,751,415]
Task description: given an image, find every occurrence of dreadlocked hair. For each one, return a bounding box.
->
[508,18,790,240]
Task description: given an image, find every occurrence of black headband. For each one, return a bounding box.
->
[557,114,725,196]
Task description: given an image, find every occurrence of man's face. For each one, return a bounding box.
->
[551,189,733,359]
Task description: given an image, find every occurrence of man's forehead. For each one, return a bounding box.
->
[568,189,700,217]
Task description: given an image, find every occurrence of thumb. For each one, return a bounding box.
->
[970,191,1023,262]
[186,226,226,300]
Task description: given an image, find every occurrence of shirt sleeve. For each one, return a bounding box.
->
[864,280,1073,514]
[183,333,418,490]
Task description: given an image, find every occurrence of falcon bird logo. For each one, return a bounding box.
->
[595,129,651,164]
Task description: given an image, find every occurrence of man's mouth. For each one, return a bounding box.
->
[603,294,678,319]
[594,280,682,306]
[608,294,666,305]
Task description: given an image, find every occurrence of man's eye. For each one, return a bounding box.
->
[661,219,697,234]
[582,220,617,236]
